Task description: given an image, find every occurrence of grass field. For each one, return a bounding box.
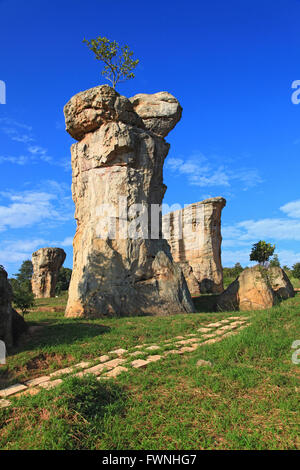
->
[0,292,299,450]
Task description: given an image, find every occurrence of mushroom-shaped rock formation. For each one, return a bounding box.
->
[31,247,66,298]
[64,85,194,318]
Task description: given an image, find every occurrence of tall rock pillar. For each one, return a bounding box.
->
[64,85,194,318]
[31,247,66,298]
[162,197,226,294]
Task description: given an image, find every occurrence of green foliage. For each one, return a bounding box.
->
[10,260,34,316]
[223,263,244,290]
[83,35,139,89]
[249,241,275,266]
[292,262,300,280]
[12,282,34,317]
[55,267,72,295]
[269,254,281,268]
[14,259,33,283]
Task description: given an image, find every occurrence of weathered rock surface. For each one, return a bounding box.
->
[31,248,66,298]
[64,85,194,318]
[0,267,27,348]
[162,197,226,295]
[268,266,295,299]
[217,266,277,311]
[129,92,182,137]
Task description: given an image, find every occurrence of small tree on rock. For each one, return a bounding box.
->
[83,35,139,89]
[249,241,275,267]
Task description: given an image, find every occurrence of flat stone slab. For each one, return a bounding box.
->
[74,361,91,369]
[131,359,149,369]
[146,355,162,363]
[0,384,27,397]
[104,366,128,378]
[26,376,51,387]
[197,328,212,333]
[202,333,216,339]
[94,355,111,363]
[0,399,11,408]
[180,345,198,353]
[145,345,160,351]
[15,387,40,398]
[163,349,183,356]
[108,349,127,356]
[39,379,63,390]
[207,322,223,327]
[129,351,144,357]
[196,359,212,367]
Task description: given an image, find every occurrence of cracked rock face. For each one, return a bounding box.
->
[162,198,226,295]
[31,248,66,298]
[64,85,194,318]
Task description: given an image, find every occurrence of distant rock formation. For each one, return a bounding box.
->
[31,248,66,298]
[64,85,194,318]
[0,267,27,348]
[216,266,294,311]
[162,197,226,295]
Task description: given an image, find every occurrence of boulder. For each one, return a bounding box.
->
[31,248,66,298]
[64,85,194,318]
[129,92,182,137]
[217,266,275,311]
[162,197,226,294]
[268,266,295,300]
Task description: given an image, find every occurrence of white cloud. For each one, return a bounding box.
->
[0,238,47,266]
[0,185,73,232]
[166,153,262,189]
[222,199,300,267]
[0,117,70,169]
[280,200,300,219]
[60,236,73,247]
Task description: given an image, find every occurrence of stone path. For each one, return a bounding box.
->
[0,315,250,409]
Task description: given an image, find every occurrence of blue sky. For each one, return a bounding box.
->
[1,0,300,276]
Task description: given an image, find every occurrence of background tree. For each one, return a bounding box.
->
[292,262,300,280]
[269,254,281,268]
[13,259,33,291]
[232,262,244,277]
[12,282,34,317]
[249,241,275,266]
[83,35,139,89]
[55,267,72,295]
[10,259,34,316]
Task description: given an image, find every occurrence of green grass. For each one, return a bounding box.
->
[0,293,300,450]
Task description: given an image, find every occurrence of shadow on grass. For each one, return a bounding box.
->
[0,376,128,450]
[11,321,111,354]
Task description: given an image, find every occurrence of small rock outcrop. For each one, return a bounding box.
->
[31,248,66,298]
[0,267,27,348]
[216,266,294,311]
[162,197,226,295]
[64,85,194,318]
[268,266,295,300]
